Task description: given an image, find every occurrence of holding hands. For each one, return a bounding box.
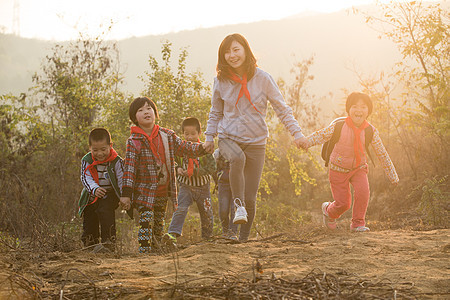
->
[203,141,215,153]
[120,197,131,210]
[177,167,188,176]
[294,136,309,150]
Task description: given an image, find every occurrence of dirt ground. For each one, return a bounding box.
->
[0,225,449,299]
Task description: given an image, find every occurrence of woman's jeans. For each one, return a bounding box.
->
[218,139,266,241]
[218,176,238,236]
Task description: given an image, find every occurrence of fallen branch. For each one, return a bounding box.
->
[155,268,418,299]
[247,233,284,243]
[60,268,97,300]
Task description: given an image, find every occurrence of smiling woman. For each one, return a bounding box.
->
[0,0,380,40]
[204,33,309,242]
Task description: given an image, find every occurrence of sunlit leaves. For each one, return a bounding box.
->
[141,41,211,135]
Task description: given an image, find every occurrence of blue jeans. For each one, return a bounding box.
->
[168,182,213,239]
[218,176,238,236]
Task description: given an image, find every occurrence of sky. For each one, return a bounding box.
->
[0,0,394,41]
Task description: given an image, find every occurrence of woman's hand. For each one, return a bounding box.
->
[203,141,215,153]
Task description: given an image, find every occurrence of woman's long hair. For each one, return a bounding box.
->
[216,33,257,81]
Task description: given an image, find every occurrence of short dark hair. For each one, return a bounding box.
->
[346,92,373,116]
[129,97,159,126]
[89,128,111,145]
[181,117,201,133]
[217,33,257,81]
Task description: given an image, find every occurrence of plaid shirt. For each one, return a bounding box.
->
[122,127,206,209]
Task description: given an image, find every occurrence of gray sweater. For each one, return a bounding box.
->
[205,68,304,145]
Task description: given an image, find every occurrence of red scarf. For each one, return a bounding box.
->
[187,138,200,178]
[229,72,262,114]
[131,125,161,161]
[345,116,369,167]
[84,147,118,203]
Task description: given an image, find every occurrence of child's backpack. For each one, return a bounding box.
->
[321,117,374,167]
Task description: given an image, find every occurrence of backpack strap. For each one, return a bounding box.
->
[364,125,375,166]
[324,121,345,167]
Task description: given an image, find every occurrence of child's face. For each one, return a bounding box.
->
[348,99,369,126]
[135,102,156,129]
[224,41,246,73]
[90,139,111,161]
[183,125,200,142]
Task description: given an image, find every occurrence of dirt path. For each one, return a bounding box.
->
[1,227,449,299]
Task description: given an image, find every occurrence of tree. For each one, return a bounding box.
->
[32,33,124,155]
[351,1,450,222]
[141,41,211,133]
[360,1,449,168]
[0,31,126,241]
[259,57,322,209]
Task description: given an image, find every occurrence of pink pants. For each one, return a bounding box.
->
[326,168,370,228]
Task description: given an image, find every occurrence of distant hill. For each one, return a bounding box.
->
[0,5,404,114]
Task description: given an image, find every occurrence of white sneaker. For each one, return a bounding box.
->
[322,202,337,230]
[351,226,370,232]
[233,198,248,224]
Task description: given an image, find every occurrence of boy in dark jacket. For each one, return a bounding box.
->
[79,128,123,249]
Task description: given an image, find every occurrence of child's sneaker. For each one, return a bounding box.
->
[233,198,248,224]
[350,226,370,232]
[229,234,238,241]
[322,202,337,230]
[162,233,177,247]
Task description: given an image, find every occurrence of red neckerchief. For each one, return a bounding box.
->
[84,147,118,203]
[131,125,161,161]
[345,116,369,167]
[228,72,262,114]
[187,138,200,178]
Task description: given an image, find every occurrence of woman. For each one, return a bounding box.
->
[204,33,307,242]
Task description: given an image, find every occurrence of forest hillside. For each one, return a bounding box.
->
[0,1,448,298]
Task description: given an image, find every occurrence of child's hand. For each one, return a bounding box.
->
[392,181,399,187]
[294,136,309,150]
[177,167,188,176]
[120,197,131,210]
[95,187,107,198]
[203,141,214,153]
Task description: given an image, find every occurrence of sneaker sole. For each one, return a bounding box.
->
[323,215,337,230]
[233,218,248,224]
[351,227,370,232]
[322,202,337,230]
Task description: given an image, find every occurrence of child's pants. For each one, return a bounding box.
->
[138,197,167,253]
[168,183,213,239]
[218,139,266,241]
[82,192,118,246]
[218,177,238,236]
[327,167,370,228]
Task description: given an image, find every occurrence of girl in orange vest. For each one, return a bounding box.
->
[305,92,399,232]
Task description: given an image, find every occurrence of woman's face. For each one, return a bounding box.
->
[224,40,246,73]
